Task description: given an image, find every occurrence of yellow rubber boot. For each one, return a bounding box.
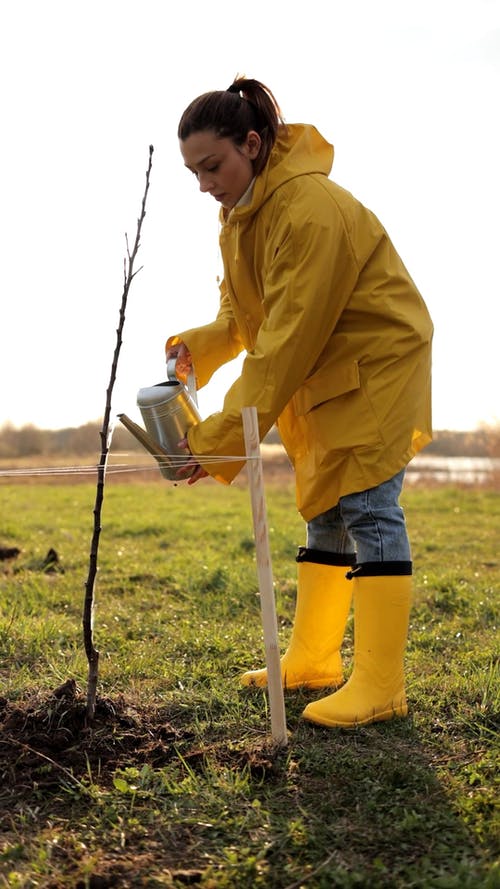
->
[302,574,411,727]
[241,561,353,690]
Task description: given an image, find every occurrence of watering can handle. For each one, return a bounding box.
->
[166,357,198,407]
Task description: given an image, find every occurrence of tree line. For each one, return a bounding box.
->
[0,420,499,460]
[0,422,141,459]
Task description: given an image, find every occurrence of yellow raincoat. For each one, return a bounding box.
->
[167,124,433,521]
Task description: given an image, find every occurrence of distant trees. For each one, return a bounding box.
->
[425,426,499,458]
[0,423,45,458]
[0,421,142,459]
[0,421,498,460]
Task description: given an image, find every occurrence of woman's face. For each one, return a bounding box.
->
[180,129,261,209]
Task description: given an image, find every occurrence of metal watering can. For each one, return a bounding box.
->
[117,359,202,480]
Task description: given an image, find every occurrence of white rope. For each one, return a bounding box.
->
[0,452,258,480]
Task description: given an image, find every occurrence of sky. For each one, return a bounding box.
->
[1,0,499,433]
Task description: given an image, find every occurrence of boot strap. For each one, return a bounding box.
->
[346,561,413,579]
[296,546,357,567]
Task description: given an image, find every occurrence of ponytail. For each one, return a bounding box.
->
[177,76,285,174]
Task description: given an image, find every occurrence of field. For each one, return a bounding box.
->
[0,466,499,888]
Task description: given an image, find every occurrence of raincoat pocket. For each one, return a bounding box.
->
[293,360,360,415]
[293,360,384,452]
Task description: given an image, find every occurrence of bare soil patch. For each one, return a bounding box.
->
[0,681,280,813]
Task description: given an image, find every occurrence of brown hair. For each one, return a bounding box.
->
[177,76,285,175]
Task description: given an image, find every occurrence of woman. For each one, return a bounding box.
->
[166,77,433,728]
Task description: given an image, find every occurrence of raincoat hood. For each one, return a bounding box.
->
[224,124,334,223]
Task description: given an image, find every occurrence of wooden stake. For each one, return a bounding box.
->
[242,407,288,746]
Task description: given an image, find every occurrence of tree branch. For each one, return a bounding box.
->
[82,145,154,723]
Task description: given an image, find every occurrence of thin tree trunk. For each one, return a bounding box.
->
[83,145,154,723]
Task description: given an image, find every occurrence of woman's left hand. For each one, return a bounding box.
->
[176,438,209,486]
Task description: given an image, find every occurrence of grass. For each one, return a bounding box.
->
[0,476,498,888]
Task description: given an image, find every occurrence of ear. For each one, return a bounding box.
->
[245,130,262,160]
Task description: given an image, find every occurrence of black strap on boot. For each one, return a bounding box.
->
[345,561,413,579]
[296,546,357,567]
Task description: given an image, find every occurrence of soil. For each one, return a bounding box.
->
[0,679,281,810]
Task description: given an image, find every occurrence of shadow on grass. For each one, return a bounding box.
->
[0,681,496,888]
[256,691,497,888]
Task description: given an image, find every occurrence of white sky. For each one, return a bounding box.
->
[1,0,499,432]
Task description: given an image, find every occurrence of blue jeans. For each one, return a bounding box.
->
[306,469,411,565]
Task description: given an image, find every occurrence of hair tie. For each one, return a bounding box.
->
[227,83,241,94]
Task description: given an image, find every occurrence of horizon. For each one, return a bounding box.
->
[0,416,497,436]
[1,1,499,433]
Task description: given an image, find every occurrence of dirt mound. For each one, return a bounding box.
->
[0,681,184,805]
[0,680,281,815]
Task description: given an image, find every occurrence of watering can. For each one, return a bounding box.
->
[117,359,202,480]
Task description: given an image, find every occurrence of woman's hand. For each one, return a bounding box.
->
[176,437,209,486]
[168,344,206,484]
[166,341,193,381]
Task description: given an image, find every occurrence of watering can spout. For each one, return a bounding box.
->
[116,413,165,459]
[117,413,174,475]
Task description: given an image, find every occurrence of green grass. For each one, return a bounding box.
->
[0,480,498,887]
